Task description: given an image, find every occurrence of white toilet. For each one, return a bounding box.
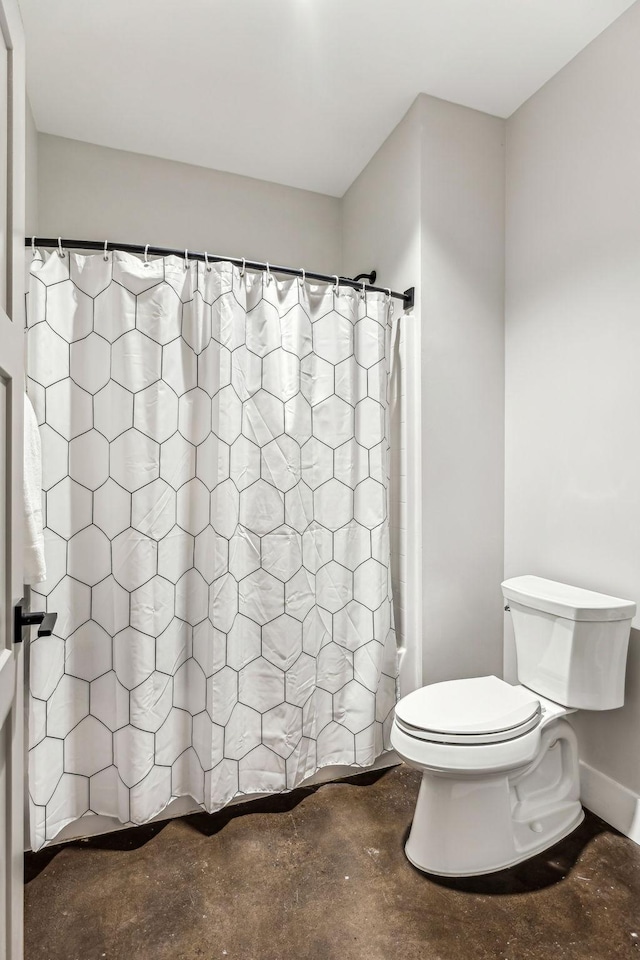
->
[390,575,636,877]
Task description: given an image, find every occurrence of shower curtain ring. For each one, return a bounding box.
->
[240,258,246,278]
[386,288,395,318]
[143,244,150,267]
[57,237,65,258]
[360,279,366,299]
[204,251,212,273]
[184,249,190,269]
[298,267,305,288]
[332,275,340,308]
[31,236,36,257]
[103,240,109,261]
[265,262,272,286]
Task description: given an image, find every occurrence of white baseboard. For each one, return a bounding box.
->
[580,760,640,845]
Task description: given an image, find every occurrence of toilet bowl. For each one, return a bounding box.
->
[391,676,583,876]
[391,576,636,877]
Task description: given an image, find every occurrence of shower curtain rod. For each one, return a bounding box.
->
[25,237,416,310]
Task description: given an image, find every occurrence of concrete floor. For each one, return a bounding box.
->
[25,765,640,960]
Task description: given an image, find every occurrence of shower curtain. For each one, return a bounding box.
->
[26,248,399,850]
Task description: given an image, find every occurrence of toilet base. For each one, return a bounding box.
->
[406,808,584,877]
[403,718,583,877]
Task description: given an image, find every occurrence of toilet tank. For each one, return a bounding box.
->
[502,576,636,710]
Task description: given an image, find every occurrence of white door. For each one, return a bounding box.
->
[0,1,26,958]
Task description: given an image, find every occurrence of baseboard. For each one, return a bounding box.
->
[579,760,640,845]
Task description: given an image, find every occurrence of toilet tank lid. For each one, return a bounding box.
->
[502,576,636,622]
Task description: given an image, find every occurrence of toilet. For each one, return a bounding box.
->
[390,575,636,877]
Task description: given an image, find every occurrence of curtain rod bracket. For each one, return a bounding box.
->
[349,270,377,285]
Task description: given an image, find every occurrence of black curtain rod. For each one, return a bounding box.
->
[25,237,415,310]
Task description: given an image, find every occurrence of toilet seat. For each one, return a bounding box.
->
[394,676,541,745]
[391,685,570,777]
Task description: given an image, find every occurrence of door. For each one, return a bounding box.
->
[0,1,25,958]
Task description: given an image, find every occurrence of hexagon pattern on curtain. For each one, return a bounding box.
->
[26,249,398,850]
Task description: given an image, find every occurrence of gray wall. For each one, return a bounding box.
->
[342,100,422,295]
[343,94,506,692]
[36,134,342,273]
[25,99,38,235]
[342,99,423,694]
[505,0,640,795]
[419,95,505,685]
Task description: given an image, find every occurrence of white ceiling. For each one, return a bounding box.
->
[20,0,637,197]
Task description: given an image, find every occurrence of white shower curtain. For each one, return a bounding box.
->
[26,248,398,850]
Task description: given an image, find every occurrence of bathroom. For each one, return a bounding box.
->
[1,1,640,957]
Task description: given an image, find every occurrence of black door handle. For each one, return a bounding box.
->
[14,599,58,643]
